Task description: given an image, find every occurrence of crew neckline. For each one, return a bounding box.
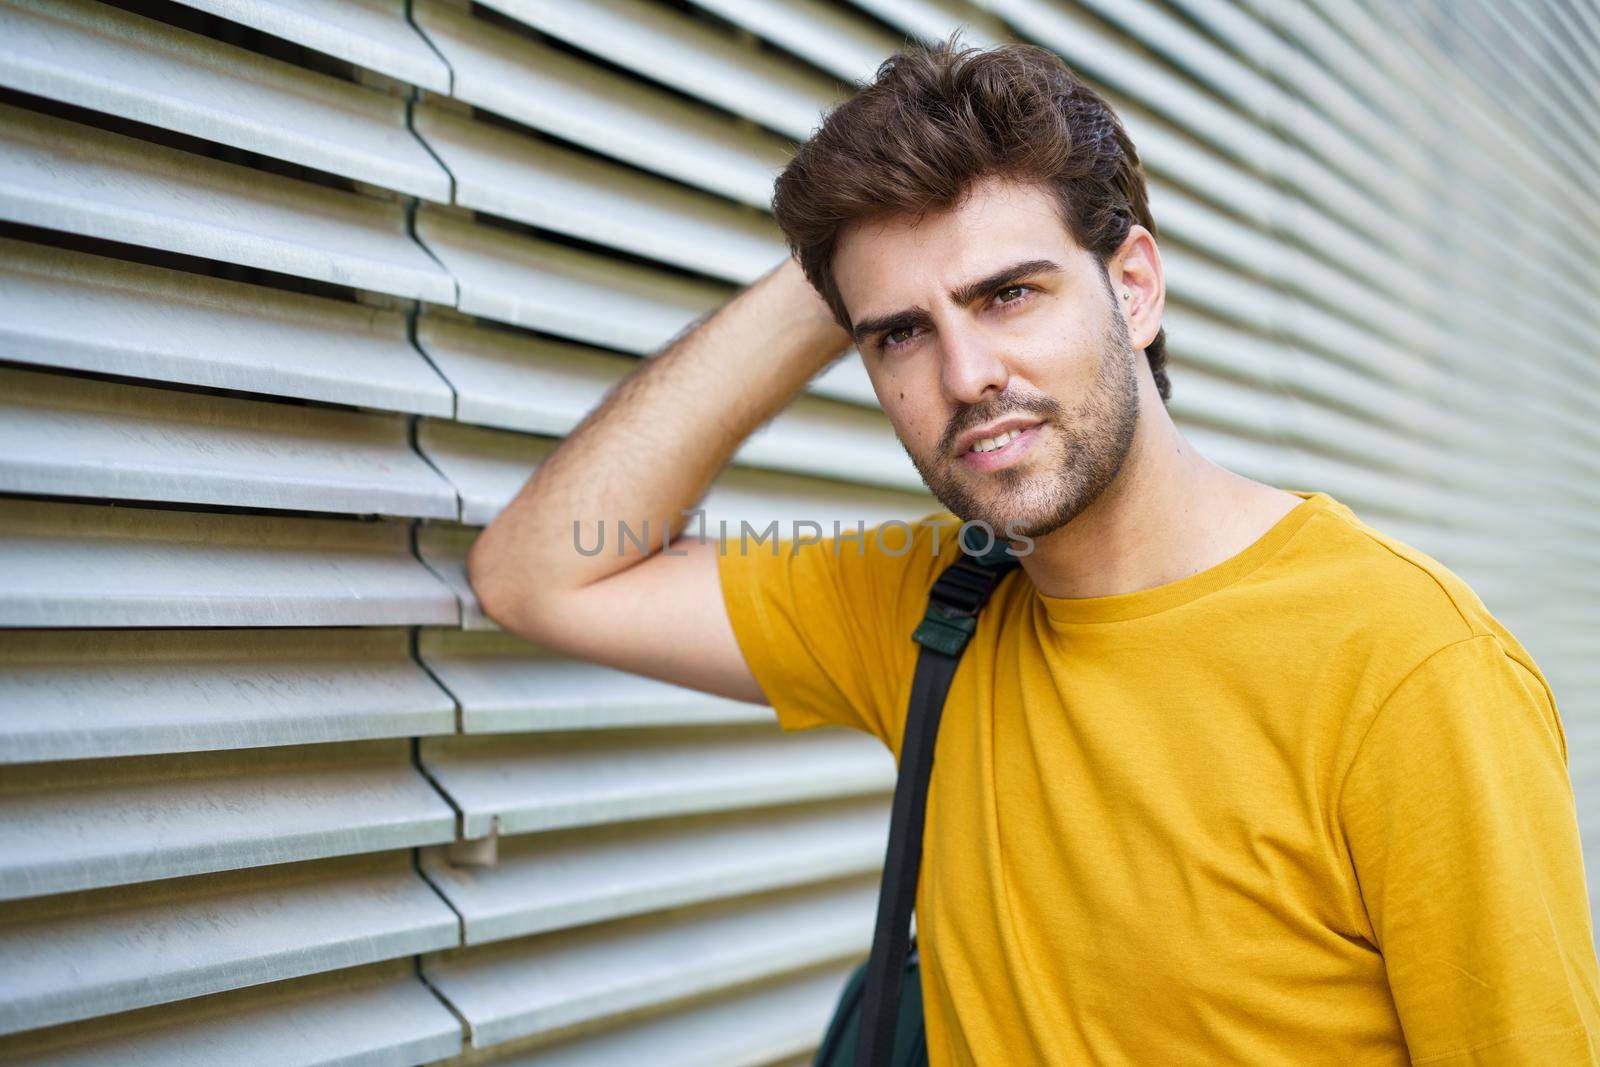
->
[1034,488,1332,625]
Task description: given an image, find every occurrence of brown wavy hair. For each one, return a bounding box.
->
[772,31,1171,402]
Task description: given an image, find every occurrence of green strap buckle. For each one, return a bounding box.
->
[912,604,977,656]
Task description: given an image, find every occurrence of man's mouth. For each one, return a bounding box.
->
[959,422,1043,471]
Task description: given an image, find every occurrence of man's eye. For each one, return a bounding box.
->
[881,327,915,351]
[995,284,1033,306]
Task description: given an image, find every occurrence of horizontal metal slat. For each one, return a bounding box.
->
[687,0,899,85]
[420,724,894,838]
[0,740,455,900]
[421,796,888,945]
[422,874,876,1049]
[415,403,931,529]
[418,628,770,734]
[0,498,457,628]
[420,413,919,521]
[0,366,457,518]
[0,102,454,302]
[412,103,783,283]
[411,0,788,209]
[0,627,453,764]
[175,0,451,92]
[0,0,449,199]
[0,852,459,1037]
[414,206,725,353]
[475,961,848,1067]
[411,422,553,530]
[742,395,921,491]
[414,521,489,629]
[0,959,461,1067]
[843,0,1011,47]
[477,0,841,140]
[0,237,452,415]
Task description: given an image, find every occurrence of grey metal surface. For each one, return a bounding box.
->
[476,962,850,1067]
[414,520,491,630]
[420,724,895,839]
[0,960,462,1067]
[687,0,900,84]
[0,238,453,415]
[414,206,726,355]
[412,419,555,528]
[0,0,449,199]
[0,102,455,302]
[0,498,457,628]
[474,0,842,141]
[418,628,771,734]
[422,874,876,1049]
[413,103,783,284]
[175,0,451,91]
[0,628,452,764]
[0,852,459,1036]
[411,0,790,209]
[0,740,455,900]
[420,797,888,944]
[0,366,457,517]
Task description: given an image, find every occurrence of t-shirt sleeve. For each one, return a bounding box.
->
[715,510,960,752]
[1338,633,1600,1064]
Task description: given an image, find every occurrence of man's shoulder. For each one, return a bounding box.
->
[1283,493,1547,697]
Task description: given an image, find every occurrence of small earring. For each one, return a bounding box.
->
[1122,292,1130,300]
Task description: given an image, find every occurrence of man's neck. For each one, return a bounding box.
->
[1013,396,1302,601]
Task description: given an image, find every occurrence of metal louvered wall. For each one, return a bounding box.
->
[0,0,1594,1063]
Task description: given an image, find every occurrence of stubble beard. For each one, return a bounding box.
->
[908,285,1142,540]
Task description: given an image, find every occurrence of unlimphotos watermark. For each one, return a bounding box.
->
[572,509,1036,559]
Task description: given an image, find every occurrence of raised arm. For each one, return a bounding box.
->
[465,254,853,705]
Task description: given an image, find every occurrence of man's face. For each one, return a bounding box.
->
[833,174,1143,539]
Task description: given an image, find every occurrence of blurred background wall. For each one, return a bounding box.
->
[0,0,1595,1063]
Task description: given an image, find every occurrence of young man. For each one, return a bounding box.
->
[467,37,1600,1065]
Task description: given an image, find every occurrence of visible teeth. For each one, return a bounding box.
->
[971,428,1023,453]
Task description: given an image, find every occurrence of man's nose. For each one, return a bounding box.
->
[938,316,1010,407]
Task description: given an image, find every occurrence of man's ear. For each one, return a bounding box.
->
[1111,225,1164,351]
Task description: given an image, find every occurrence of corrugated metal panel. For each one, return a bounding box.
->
[0,959,461,1067]
[414,205,725,353]
[417,395,918,504]
[422,875,876,1049]
[421,723,893,839]
[0,628,453,764]
[0,498,457,628]
[0,852,459,1036]
[418,628,771,734]
[464,962,851,1067]
[0,366,457,517]
[687,0,901,84]
[473,0,843,140]
[411,0,790,209]
[0,238,453,414]
[421,797,888,944]
[0,101,454,302]
[0,740,454,900]
[175,0,452,92]
[0,0,449,198]
[412,102,781,283]
[416,519,493,630]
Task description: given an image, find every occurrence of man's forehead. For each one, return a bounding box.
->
[835,186,1081,320]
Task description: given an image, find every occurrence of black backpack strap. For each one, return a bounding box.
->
[853,527,1020,1066]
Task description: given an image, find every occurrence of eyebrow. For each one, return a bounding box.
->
[849,258,1065,349]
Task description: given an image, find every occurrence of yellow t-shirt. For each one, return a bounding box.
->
[716,488,1600,1064]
